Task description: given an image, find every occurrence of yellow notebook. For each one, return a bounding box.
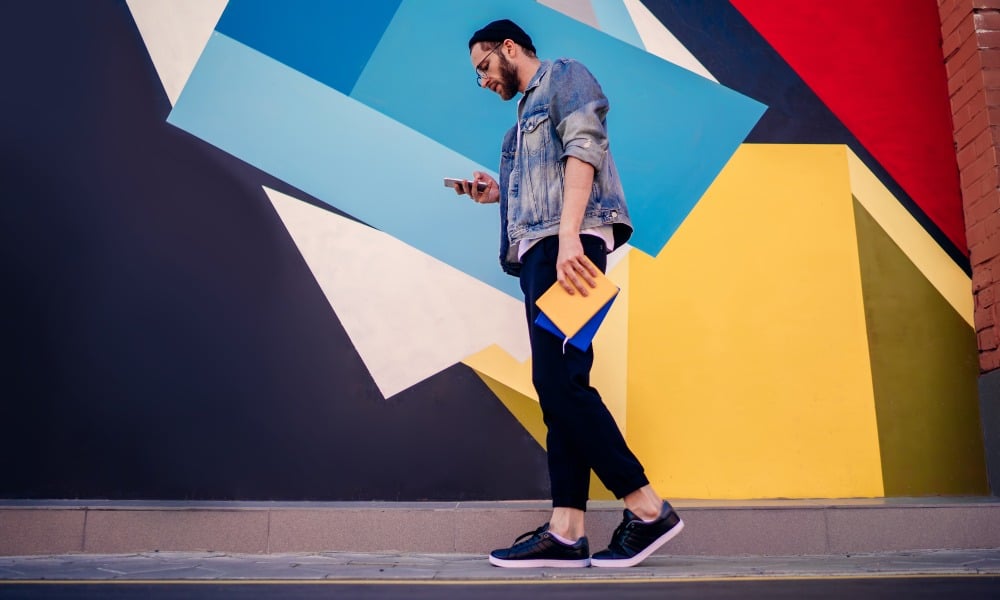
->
[534,269,620,339]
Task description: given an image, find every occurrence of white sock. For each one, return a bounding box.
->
[549,531,579,545]
[641,504,665,523]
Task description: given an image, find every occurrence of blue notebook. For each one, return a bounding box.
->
[535,292,618,352]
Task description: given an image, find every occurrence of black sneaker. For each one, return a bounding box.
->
[590,501,684,567]
[488,523,591,568]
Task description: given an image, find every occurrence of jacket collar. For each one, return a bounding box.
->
[522,60,551,96]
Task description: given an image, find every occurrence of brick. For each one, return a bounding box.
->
[961,156,992,189]
[955,109,991,149]
[947,44,982,79]
[980,285,997,307]
[977,9,1000,29]
[973,263,994,291]
[947,16,975,45]
[961,166,1000,200]
[958,140,979,169]
[949,62,980,96]
[946,19,977,55]
[977,30,1000,48]
[962,149,997,183]
[975,1,1000,10]
[976,300,995,327]
[972,169,1000,197]
[985,68,1000,88]
[985,87,1000,106]
[967,193,1000,223]
[975,128,996,155]
[979,327,999,350]
[968,217,990,246]
[985,206,1000,234]
[980,48,1000,69]
[955,109,990,149]
[944,2,973,37]
[956,94,989,130]
[954,88,978,118]
[953,73,983,108]
[981,348,1000,373]
[950,37,981,73]
[979,231,1000,261]
[954,94,986,130]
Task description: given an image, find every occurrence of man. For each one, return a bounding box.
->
[455,19,684,568]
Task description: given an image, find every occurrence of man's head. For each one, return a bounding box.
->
[468,19,538,101]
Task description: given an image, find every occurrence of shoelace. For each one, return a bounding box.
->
[511,524,549,549]
[608,518,630,552]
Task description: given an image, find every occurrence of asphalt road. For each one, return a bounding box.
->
[2,576,999,599]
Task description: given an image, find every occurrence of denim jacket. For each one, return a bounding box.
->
[498,58,633,276]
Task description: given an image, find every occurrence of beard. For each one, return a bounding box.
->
[495,53,520,100]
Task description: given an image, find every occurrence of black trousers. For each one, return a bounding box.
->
[519,235,649,511]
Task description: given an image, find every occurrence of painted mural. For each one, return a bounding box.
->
[0,0,985,500]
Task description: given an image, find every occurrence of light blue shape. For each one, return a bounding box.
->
[169,32,520,298]
[350,0,767,256]
[590,0,644,49]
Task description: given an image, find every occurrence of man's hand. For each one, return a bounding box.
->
[455,171,500,204]
[557,233,598,297]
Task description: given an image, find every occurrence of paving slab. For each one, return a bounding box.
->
[1,548,999,581]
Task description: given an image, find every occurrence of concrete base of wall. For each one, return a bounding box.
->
[980,369,1000,495]
[2,498,999,557]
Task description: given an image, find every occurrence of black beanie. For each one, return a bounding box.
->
[468,19,535,54]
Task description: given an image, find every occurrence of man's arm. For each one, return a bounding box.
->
[549,60,610,296]
[557,156,598,296]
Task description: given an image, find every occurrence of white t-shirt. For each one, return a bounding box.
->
[516,225,615,261]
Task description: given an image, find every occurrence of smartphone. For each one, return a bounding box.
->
[444,177,488,192]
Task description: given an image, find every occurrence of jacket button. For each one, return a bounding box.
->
[610,210,618,218]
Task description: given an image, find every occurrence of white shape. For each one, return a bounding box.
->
[127,0,229,106]
[622,0,717,82]
[265,187,531,399]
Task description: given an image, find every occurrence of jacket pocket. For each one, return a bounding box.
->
[521,108,551,157]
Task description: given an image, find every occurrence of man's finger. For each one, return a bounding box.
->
[566,267,590,297]
[558,273,575,295]
[581,256,600,278]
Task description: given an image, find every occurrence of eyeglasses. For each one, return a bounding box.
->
[475,43,503,87]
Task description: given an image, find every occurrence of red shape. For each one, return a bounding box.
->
[730,0,967,255]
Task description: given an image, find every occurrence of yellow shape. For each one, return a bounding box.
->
[473,367,615,500]
[847,150,973,327]
[592,253,631,431]
[629,144,885,499]
[464,255,634,502]
[463,254,633,433]
[463,344,537,401]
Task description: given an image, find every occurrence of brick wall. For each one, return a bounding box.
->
[941,0,1000,372]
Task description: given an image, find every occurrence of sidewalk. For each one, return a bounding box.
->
[2,548,1000,581]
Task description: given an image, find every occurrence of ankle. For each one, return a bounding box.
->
[549,507,585,541]
[623,487,663,521]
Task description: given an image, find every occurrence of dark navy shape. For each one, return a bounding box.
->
[0,0,547,501]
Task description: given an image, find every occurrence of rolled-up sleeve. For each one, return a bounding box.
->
[550,60,610,171]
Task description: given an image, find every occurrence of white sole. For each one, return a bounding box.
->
[488,555,591,568]
[590,518,685,568]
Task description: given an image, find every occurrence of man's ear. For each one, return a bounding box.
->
[502,39,517,59]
